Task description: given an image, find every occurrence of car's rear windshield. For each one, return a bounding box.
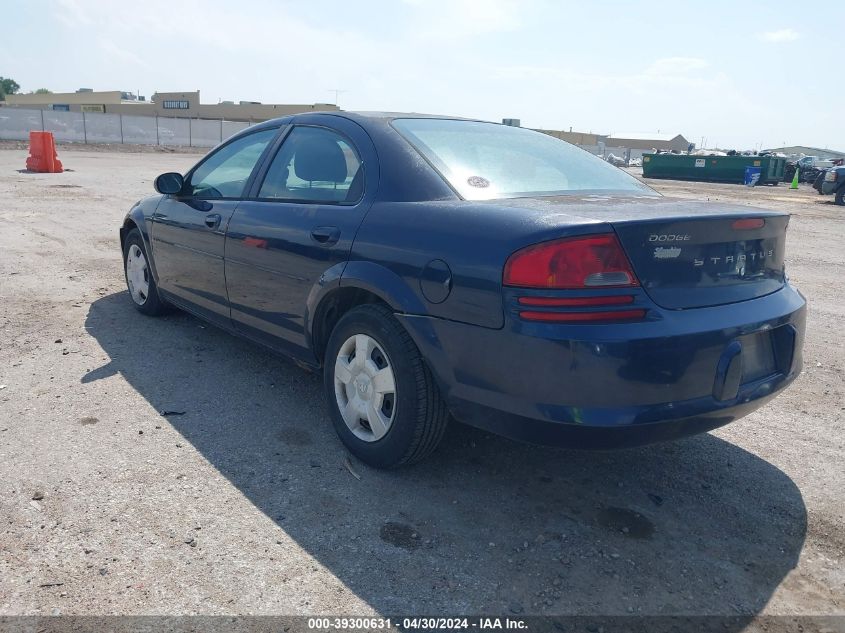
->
[392,118,655,200]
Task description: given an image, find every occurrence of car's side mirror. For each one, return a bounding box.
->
[154,172,185,195]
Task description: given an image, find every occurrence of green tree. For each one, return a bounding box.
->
[33,88,52,94]
[0,76,21,100]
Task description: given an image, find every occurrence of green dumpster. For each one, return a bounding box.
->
[642,154,785,185]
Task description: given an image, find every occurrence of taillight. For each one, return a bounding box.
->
[503,233,639,289]
[505,234,646,323]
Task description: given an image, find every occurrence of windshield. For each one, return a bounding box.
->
[392,118,655,200]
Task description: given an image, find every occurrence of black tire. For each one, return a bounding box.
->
[323,304,449,468]
[835,187,845,206]
[122,228,170,316]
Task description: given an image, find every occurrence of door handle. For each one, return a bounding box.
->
[311,226,340,246]
[205,213,222,229]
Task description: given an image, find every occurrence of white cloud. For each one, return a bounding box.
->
[759,28,800,42]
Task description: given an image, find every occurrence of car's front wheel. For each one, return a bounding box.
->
[835,186,845,206]
[123,228,169,316]
[324,304,449,468]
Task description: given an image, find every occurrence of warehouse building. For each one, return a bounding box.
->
[2,89,338,122]
[536,128,691,159]
[604,132,692,153]
[535,128,604,146]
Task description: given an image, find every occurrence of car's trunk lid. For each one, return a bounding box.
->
[612,213,787,309]
[497,194,788,310]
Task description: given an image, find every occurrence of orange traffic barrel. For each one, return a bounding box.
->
[26,131,63,173]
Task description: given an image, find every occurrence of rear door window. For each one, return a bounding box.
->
[257,126,363,204]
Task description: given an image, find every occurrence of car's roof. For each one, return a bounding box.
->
[255,110,487,129]
[341,111,481,121]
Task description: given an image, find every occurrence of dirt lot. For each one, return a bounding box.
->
[0,145,842,620]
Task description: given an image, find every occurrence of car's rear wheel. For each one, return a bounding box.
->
[835,186,845,206]
[324,304,449,468]
[123,228,169,316]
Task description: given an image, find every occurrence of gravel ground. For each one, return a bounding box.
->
[0,148,842,620]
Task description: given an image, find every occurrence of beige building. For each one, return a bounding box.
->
[3,89,338,122]
[535,128,603,146]
[5,90,124,110]
[536,129,691,153]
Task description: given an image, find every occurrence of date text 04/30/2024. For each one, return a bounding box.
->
[306,617,528,630]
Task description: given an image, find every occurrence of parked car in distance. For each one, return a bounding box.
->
[814,165,845,204]
[796,156,835,170]
[812,169,827,194]
[120,112,806,468]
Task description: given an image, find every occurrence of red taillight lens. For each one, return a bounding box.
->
[503,234,639,289]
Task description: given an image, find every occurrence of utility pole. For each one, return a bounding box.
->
[328,89,347,106]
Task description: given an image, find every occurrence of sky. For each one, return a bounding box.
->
[2,0,842,151]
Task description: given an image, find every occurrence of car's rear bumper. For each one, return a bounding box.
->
[821,181,839,195]
[397,285,805,448]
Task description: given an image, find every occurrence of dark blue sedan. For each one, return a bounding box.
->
[120,112,806,468]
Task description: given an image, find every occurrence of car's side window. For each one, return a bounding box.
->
[257,126,363,204]
[187,128,277,199]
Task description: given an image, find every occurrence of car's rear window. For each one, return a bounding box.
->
[392,118,655,200]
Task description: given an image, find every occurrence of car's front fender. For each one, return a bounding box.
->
[120,195,163,281]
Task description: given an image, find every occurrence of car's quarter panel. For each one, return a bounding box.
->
[224,116,379,361]
[347,200,602,329]
[336,260,430,315]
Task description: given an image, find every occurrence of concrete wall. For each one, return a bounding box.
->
[0,107,252,147]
